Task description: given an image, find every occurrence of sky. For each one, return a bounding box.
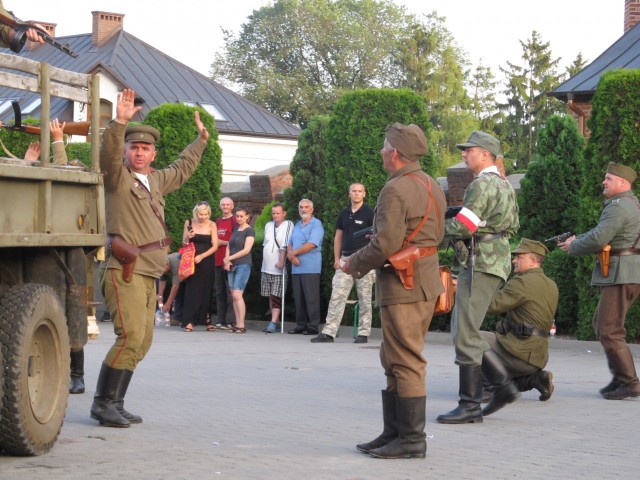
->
[14,0,624,81]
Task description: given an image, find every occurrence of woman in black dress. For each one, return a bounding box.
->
[181,201,218,331]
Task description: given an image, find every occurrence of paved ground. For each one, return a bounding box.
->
[1,321,638,480]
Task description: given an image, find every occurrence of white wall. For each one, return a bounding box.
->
[218,134,298,182]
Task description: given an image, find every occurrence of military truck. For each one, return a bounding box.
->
[0,52,104,455]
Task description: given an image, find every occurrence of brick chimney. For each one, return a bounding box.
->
[624,0,640,32]
[91,11,124,46]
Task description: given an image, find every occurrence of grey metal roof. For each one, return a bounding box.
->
[549,22,640,101]
[0,30,300,139]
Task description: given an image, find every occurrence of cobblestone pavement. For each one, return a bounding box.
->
[1,322,638,479]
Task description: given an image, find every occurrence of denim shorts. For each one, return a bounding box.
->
[227,263,251,291]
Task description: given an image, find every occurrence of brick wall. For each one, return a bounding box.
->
[92,12,124,46]
[625,0,640,32]
[445,164,474,206]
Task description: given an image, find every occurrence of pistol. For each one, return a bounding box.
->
[544,232,572,244]
[353,226,373,238]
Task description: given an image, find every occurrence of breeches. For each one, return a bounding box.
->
[103,268,156,371]
[451,269,504,366]
[593,284,640,354]
[379,299,435,398]
[480,331,539,378]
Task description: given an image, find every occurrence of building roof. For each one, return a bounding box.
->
[0,30,300,139]
[549,22,640,101]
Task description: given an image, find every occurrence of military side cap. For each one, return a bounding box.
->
[385,123,428,162]
[125,125,160,144]
[456,131,502,158]
[512,238,548,257]
[607,162,637,183]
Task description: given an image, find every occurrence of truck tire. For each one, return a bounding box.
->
[0,284,70,456]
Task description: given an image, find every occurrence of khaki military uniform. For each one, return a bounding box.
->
[101,120,206,370]
[485,267,558,374]
[445,168,519,366]
[350,162,446,397]
[569,190,640,387]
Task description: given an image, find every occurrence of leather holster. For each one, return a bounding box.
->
[109,236,140,283]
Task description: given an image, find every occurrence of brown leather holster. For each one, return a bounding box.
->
[388,245,437,290]
[108,236,140,283]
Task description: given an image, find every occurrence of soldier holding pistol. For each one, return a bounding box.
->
[559,162,640,400]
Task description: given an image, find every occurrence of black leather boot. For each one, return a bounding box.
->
[515,370,554,401]
[90,364,130,428]
[114,370,143,424]
[69,349,85,394]
[602,348,640,400]
[436,365,483,424]
[369,396,426,459]
[481,350,520,416]
[356,390,397,453]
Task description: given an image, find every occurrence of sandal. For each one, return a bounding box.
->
[232,326,246,334]
[206,323,215,332]
[183,323,193,332]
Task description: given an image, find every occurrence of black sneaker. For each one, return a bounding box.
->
[354,335,368,344]
[303,327,319,336]
[310,333,334,343]
[288,327,306,334]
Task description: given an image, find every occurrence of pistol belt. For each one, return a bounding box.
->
[138,237,172,252]
[610,247,640,256]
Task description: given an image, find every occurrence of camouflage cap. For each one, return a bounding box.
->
[512,238,548,257]
[456,131,502,158]
[385,123,428,162]
[125,125,160,145]
[607,162,637,183]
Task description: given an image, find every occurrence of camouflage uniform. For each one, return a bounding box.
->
[446,168,519,366]
[0,2,17,50]
[322,259,375,337]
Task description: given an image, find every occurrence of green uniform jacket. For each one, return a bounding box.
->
[101,120,206,278]
[445,170,519,281]
[349,162,447,306]
[488,267,559,369]
[568,191,640,286]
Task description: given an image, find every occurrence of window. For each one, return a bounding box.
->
[180,101,226,121]
[199,103,226,121]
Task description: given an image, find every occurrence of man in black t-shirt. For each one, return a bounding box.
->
[311,183,375,343]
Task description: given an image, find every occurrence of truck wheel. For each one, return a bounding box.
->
[0,284,70,456]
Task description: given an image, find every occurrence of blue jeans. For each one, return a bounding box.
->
[227,264,251,291]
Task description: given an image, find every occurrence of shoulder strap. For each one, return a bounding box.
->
[402,173,440,246]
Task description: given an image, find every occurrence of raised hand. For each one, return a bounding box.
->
[50,118,65,142]
[194,111,209,142]
[115,88,142,124]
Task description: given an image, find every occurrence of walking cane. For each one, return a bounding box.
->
[280,260,286,333]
